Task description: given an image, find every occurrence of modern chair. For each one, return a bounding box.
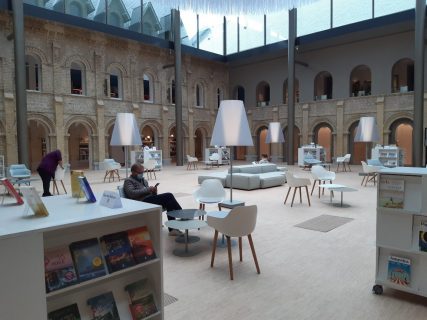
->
[336,154,351,172]
[361,161,381,186]
[52,164,68,195]
[193,179,226,219]
[205,153,220,168]
[102,159,121,182]
[186,155,198,170]
[303,153,322,170]
[9,164,31,185]
[144,159,157,180]
[284,172,311,207]
[207,205,260,280]
[311,165,336,198]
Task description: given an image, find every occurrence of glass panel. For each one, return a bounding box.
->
[266,10,288,45]
[297,0,330,36]
[122,0,142,32]
[239,14,264,52]
[146,2,173,40]
[198,13,224,55]
[24,0,44,8]
[226,16,238,54]
[333,0,372,28]
[90,0,107,24]
[375,0,415,18]
[180,10,198,47]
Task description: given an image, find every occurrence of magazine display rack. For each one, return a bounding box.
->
[373,167,427,297]
[0,195,164,319]
[371,145,404,167]
[131,150,162,170]
[205,147,230,165]
[297,145,325,167]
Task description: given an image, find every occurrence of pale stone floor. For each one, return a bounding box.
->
[8,162,427,320]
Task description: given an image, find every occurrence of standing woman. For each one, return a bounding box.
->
[37,149,63,197]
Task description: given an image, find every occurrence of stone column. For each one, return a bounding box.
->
[4,92,17,165]
[336,100,344,157]
[188,107,194,156]
[302,104,309,145]
[162,106,170,165]
[376,96,385,145]
[96,100,105,164]
[54,96,65,162]
[245,110,256,161]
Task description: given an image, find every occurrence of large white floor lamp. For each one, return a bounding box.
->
[110,113,142,177]
[211,100,253,204]
[354,116,380,160]
[266,122,285,162]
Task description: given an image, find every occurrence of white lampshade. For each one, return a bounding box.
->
[265,122,285,143]
[110,113,142,146]
[210,100,253,147]
[354,116,380,142]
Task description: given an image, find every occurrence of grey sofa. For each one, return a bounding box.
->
[198,163,286,190]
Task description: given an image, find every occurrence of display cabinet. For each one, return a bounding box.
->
[205,147,230,165]
[371,145,404,167]
[297,145,325,166]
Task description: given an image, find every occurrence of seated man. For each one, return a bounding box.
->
[123,163,182,236]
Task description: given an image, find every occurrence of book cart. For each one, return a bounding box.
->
[373,167,427,296]
[0,194,164,319]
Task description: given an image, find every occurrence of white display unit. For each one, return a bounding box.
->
[131,150,162,170]
[205,147,230,165]
[297,145,325,166]
[371,145,404,167]
[373,167,427,297]
[0,195,164,319]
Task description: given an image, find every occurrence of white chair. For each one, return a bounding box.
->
[361,161,381,186]
[284,172,311,207]
[52,164,68,195]
[205,153,220,168]
[193,179,226,220]
[336,154,351,172]
[9,164,32,186]
[207,205,260,280]
[311,165,336,198]
[144,159,157,180]
[102,159,121,182]
[186,155,198,170]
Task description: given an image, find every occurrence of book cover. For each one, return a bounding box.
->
[100,231,135,273]
[387,255,411,287]
[0,178,24,205]
[419,220,427,252]
[69,238,107,282]
[87,291,120,320]
[125,279,158,320]
[20,186,49,216]
[44,246,78,293]
[77,176,96,203]
[48,303,81,320]
[127,226,157,264]
[378,190,404,209]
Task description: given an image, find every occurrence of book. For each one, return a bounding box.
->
[20,186,49,216]
[77,176,96,203]
[0,178,24,205]
[125,279,158,319]
[48,303,81,320]
[87,291,120,320]
[44,246,78,293]
[387,255,411,287]
[100,231,135,273]
[127,226,157,264]
[69,238,107,282]
[419,220,427,252]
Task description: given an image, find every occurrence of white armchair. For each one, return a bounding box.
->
[205,153,220,168]
[193,179,226,220]
[102,159,121,182]
[311,165,336,198]
[336,154,351,172]
[361,161,381,186]
[284,172,311,207]
[52,164,68,195]
[186,155,198,170]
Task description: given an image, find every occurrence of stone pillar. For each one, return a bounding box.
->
[336,100,344,157]
[188,107,194,156]
[4,92,17,165]
[245,110,256,161]
[162,106,170,164]
[96,100,105,164]
[54,96,65,162]
[376,96,385,145]
[302,104,309,145]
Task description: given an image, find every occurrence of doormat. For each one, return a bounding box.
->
[174,192,192,198]
[164,293,178,307]
[295,214,353,232]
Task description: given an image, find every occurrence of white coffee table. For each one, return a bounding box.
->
[319,184,357,207]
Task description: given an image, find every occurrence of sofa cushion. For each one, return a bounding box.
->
[226,173,260,190]
[259,163,278,173]
[259,172,286,188]
[197,172,227,186]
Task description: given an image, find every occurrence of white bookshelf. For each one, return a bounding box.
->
[0,194,164,319]
[371,145,404,167]
[297,145,325,166]
[373,167,427,296]
[205,147,230,165]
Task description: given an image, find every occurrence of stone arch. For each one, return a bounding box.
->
[255,124,270,160]
[27,114,55,135]
[106,62,128,77]
[66,117,96,170]
[283,123,301,163]
[349,64,371,97]
[63,54,93,72]
[193,125,210,159]
[25,46,48,65]
[140,120,162,148]
[142,67,158,82]
[383,112,413,131]
[27,115,54,171]
[65,116,96,134]
[312,121,334,162]
[388,117,413,166]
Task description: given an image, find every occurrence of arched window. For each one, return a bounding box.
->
[256,81,270,107]
[143,74,153,102]
[391,58,414,93]
[70,62,85,95]
[350,65,371,97]
[167,79,176,104]
[68,1,83,17]
[283,78,300,104]
[389,118,413,166]
[234,85,245,103]
[314,71,332,100]
[109,67,122,99]
[25,54,42,91]
[195,84,204,107]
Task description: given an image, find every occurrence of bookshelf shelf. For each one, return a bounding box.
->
[0,194,164,319]
[374,167,427,298]
[297,145,325,167]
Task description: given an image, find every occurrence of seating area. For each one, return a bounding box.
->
[101,159,121,182]
[186,155,198,170]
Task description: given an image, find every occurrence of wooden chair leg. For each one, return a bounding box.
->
[318,180,322,198]
[248,234,260,275]
[284,187,291,204]
[226,236,233,280]
[103,170,108,182]
[347,163,351,172]
[310,179,317,195]
[305,186,311,206]
[60,180,67,194]
[211,230,219,267]
[291,187,297,207]
[239,237,242,262]
[299,186,302,203]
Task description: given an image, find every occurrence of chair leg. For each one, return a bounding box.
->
[311,179,317,195]
[291,187,297,207]
[248,234,260,275]
[60,180,67,194]
[361,175,365,186]
[226,236,233,280]
[318,180,322,198]
[305,186,311,206]
[211,230,219,267]
[103,170,108,182]
[299,187,302,203]
[336,163,340,172]
[284,187,291,204]
[347,163,351,172]
[239,237,242,262]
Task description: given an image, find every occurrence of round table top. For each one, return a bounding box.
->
[167,209,206,219]
[165,220,207,230]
